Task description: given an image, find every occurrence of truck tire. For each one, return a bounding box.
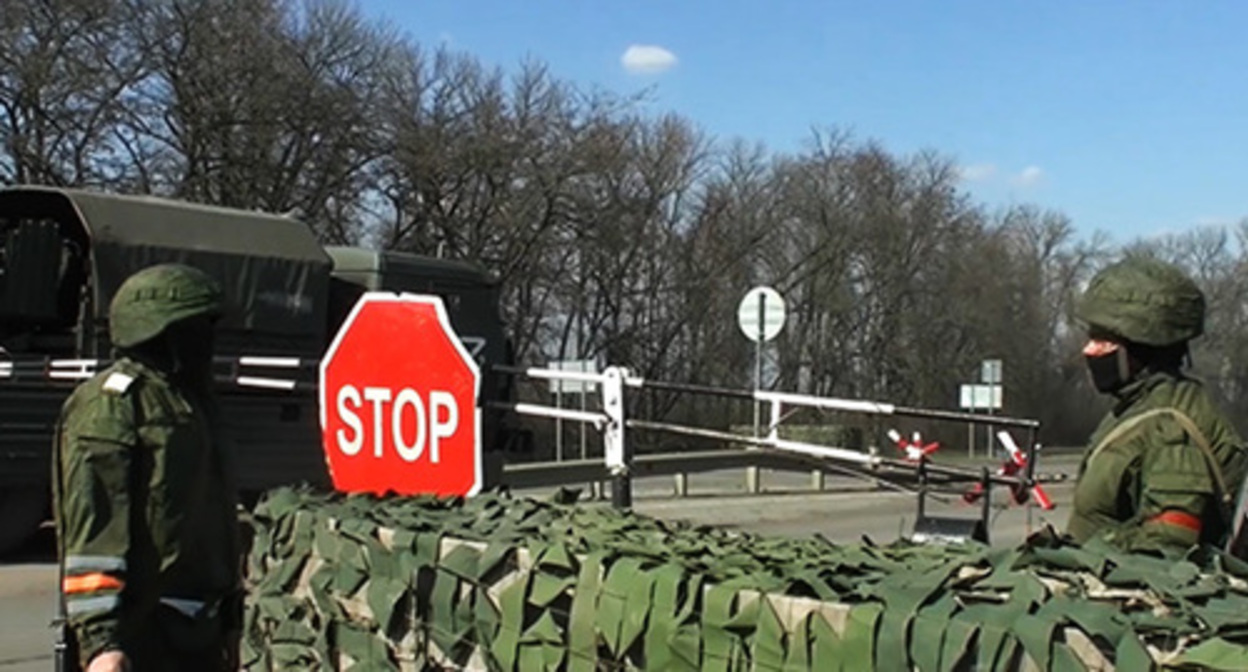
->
[0,485,48,557]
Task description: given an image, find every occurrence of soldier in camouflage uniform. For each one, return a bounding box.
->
[1067,256,1248,553]
[52,264,242,672]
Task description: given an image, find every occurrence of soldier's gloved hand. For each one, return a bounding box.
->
[86,649,129,672]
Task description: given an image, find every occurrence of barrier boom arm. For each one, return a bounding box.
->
[754,389,1040,430]
[627,419,1030,488]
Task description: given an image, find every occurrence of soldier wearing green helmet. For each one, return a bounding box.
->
[1067,256,1248,554]
[52,264,242,671]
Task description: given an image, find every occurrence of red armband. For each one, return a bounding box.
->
[1148,510,1202,533]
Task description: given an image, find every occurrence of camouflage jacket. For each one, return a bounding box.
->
[52,356,241,666]
[1067,370,1248,553]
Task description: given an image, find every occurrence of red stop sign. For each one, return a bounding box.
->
[319,293,482,496]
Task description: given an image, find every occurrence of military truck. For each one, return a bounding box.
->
[0,186,516,555]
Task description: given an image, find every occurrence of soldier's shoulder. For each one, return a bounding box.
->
[1129,378,1237,450]
[76,360,150,395]
[1162,377,1235,430]
[1135,376,1206,418]
[58,361,157,442]
[62,360,153,415]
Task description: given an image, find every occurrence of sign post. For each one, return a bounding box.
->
[319,292,483,497]
[980,359,1003,457]
[737,286,786,493]
[959,366,1003,458]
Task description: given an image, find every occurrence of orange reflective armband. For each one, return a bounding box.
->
[1148,510,1202,533]
[62,573,124,594]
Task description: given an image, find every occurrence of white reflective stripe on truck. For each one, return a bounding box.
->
[236,376,299,391]
[238,356,301,368]
[48,359,100,380]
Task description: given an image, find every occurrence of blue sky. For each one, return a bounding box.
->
[362,1,1247,243]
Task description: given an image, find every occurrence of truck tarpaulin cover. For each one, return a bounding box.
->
[0,186,332,344]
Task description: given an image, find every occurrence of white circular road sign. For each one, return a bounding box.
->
[737,286,786,342]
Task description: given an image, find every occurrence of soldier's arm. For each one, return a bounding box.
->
[57,381,138,666]
[1101,437,1215,553]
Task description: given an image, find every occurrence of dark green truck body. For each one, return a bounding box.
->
[0,186,513,554]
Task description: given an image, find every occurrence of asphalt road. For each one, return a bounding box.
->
[0,458,1078,670]
[0,527,57,672]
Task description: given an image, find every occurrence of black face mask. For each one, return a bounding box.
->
[1085,347,1132,394]
[164,315,218,388]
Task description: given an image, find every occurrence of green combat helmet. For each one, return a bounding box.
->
[108,263,224,348]
[1075,256,1205,346]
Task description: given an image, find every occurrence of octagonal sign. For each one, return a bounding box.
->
[319,292,482,497]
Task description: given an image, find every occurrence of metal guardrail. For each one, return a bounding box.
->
[502,448,843,489]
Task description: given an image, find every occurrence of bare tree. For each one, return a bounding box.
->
[0,0,151,187]
[111,0,396,237]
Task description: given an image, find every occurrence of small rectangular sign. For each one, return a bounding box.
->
[549,359,599,394]
[959,384,1002,410]
[981,359,1003,384]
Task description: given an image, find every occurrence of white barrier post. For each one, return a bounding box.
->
[602,366,631,508]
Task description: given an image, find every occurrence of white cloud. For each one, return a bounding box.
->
[958,163,997,182]
[620,44,678,74]
[1193,216,1234,228]
[1011,166,1045,188]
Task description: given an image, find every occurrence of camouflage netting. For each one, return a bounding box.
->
[242,487,1248,671]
